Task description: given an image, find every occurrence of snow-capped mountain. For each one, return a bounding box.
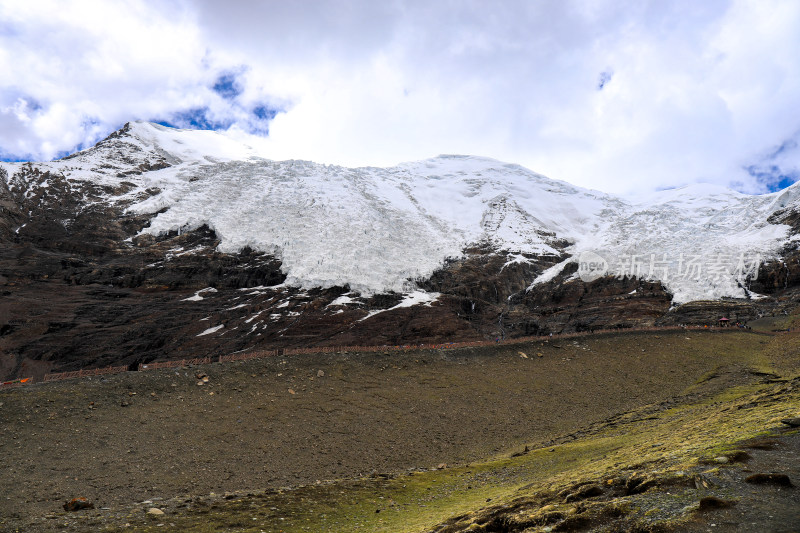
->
[3,121,800,378]
[3,121,797,303]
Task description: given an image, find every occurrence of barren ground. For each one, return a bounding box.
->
[1,327,798,532]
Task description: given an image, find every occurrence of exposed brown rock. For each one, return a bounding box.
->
[698,496,736,511]
[744,473,794,487]
[781,417,800,427]
[63,497,94,511]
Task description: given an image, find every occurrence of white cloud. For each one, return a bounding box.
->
[1,0,799,194]
[0,0,208,157]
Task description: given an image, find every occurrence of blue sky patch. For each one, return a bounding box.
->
[745,163,798,193]
[0,152,28,162]
[253,104,278,121]
[156,107,234,131]
[212,72,243,100]
[745,134,800,192]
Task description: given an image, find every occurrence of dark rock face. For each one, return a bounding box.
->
[3,124,800,379]
[749,251,800,295]
[513,268,673,335]
[756,208,800,294]
[0,167,23,242]
[421,248,674,338]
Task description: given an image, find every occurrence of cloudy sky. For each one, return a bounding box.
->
[1,0,799,194]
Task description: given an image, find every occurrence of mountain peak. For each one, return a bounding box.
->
[60,121,265,170]
[7,121,800,304]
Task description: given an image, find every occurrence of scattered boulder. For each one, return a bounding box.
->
[511,445,530,457]
[698,496,736,511]
[726,450,751,463]
[317,370,325,377]
[63,497,94,511]
[694,474,716,490]
[780,417,800,428]
[744,438,780,450]
[147,507,165,516]
[565,484,604,502]
[744,473,793,487]
[624,475,656,495]
[702,450,750,464]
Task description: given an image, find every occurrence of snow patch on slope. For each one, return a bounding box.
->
[197,324,224,337]
[183,287,217,302]
[358,291,440,321]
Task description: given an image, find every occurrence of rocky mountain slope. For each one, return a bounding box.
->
[3,122,800,379]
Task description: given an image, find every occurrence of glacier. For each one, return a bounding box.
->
[2,120,798,304]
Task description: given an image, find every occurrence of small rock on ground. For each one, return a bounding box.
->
[63,498,94,511]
